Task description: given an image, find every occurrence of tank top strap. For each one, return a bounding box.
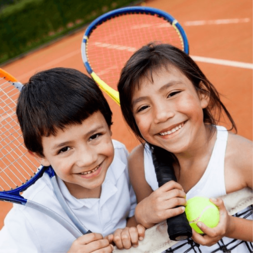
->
[187,125,228,199]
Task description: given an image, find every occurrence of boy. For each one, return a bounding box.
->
[0,68,144,252]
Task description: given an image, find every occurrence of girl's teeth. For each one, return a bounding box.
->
[160,124,183,136]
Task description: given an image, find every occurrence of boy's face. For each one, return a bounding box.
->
[40,111,114,199]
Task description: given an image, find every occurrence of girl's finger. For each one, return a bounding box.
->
[159,181,185,192]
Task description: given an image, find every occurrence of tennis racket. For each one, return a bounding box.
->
[82,6,191,241]
[81,6,189,105]
[81,6,192,240]
[0,68,90,238]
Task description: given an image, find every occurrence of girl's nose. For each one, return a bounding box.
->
[153,104,175,124]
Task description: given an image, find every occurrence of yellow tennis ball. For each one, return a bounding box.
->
[185,196,220,234]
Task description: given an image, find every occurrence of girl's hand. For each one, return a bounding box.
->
[192,198,231,246]
[68,233,113,253]
[135,180,186,228]
[107,224,145,249]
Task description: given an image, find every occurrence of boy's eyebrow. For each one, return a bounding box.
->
[132,81,181,107]
[52,141,72,151]
[51,125,105,151]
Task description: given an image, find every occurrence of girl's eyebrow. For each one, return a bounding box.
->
[159,81,182,92]
[132,81,181,106]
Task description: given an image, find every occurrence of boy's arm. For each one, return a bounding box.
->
[0,208,41,253]
[126,216,138,227]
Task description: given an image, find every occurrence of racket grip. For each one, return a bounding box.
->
[151,145,192,241]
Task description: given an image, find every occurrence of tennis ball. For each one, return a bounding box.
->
[185,196,219,234]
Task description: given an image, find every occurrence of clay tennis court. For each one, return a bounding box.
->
[0,0,252,229]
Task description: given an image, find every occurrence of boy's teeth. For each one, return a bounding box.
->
[80,165,100,175]
[160,124,183,136]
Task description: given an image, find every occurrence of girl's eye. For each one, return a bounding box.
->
[58,146,70,154]
[168,91,181,98]
[137,105,149,113]
[89,133,101,141]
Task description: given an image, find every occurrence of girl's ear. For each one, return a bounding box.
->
[28,151,50,166]
[198,82,210,109]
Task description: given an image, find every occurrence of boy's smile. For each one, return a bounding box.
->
[132,65,209,155]
[39,111,114,199]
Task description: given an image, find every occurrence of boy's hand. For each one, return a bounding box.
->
[107,224,145,249]
[136,181,186,228]
[68,233,113,253]
[191,198,231,246]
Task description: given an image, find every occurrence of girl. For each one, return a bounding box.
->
[117,43,253,252]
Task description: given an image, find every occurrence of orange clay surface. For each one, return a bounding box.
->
[0,0,252,229]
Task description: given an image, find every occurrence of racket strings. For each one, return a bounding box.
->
[0,78,39,191]
[86,12,183,90]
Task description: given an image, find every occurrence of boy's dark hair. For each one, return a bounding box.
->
[17,67,112,157]
[118,43,236,141]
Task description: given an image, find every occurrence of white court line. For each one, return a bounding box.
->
[16,49,80,81]
[15,44,252,81]
[191,56,253,69]
[184,18,250,26]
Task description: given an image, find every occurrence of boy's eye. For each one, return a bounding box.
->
[89,133,101,141]
[58,146,70,154]
[168,91,181,98]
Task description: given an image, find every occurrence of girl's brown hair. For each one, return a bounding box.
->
[118,43,236,142]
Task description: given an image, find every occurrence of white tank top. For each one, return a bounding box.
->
[143,125,253,252]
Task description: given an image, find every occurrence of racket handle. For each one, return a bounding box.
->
[151,145,192,241]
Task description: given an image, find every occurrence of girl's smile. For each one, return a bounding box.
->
[132,65,209,155]
[159,121,185,136]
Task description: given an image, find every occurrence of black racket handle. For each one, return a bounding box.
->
[151,145,192,241]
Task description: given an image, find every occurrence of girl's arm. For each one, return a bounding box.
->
[129,144,186,228]
[226,216,253,241]
[225,133,252,192]
[193,134,253,245]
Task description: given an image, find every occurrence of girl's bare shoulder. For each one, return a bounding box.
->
[227,132,252,157]
[225,132,253,190]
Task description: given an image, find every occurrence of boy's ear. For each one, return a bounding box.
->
[198,81,210,109]
[28,151,50,166]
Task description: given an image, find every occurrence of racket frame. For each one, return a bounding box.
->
[0,69,89,237]
[82,6,189,105]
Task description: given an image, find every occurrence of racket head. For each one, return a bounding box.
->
[0,68,42,203]
[82,6,189,104]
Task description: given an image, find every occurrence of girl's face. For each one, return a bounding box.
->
[131,65,209,155]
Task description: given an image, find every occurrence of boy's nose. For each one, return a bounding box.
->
[75,147,97,168]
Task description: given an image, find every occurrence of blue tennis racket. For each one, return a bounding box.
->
[81,6,191,241]
[0,68,90,238]
[81,6,189,105]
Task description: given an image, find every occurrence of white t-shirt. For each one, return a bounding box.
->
[0,140,136,253]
